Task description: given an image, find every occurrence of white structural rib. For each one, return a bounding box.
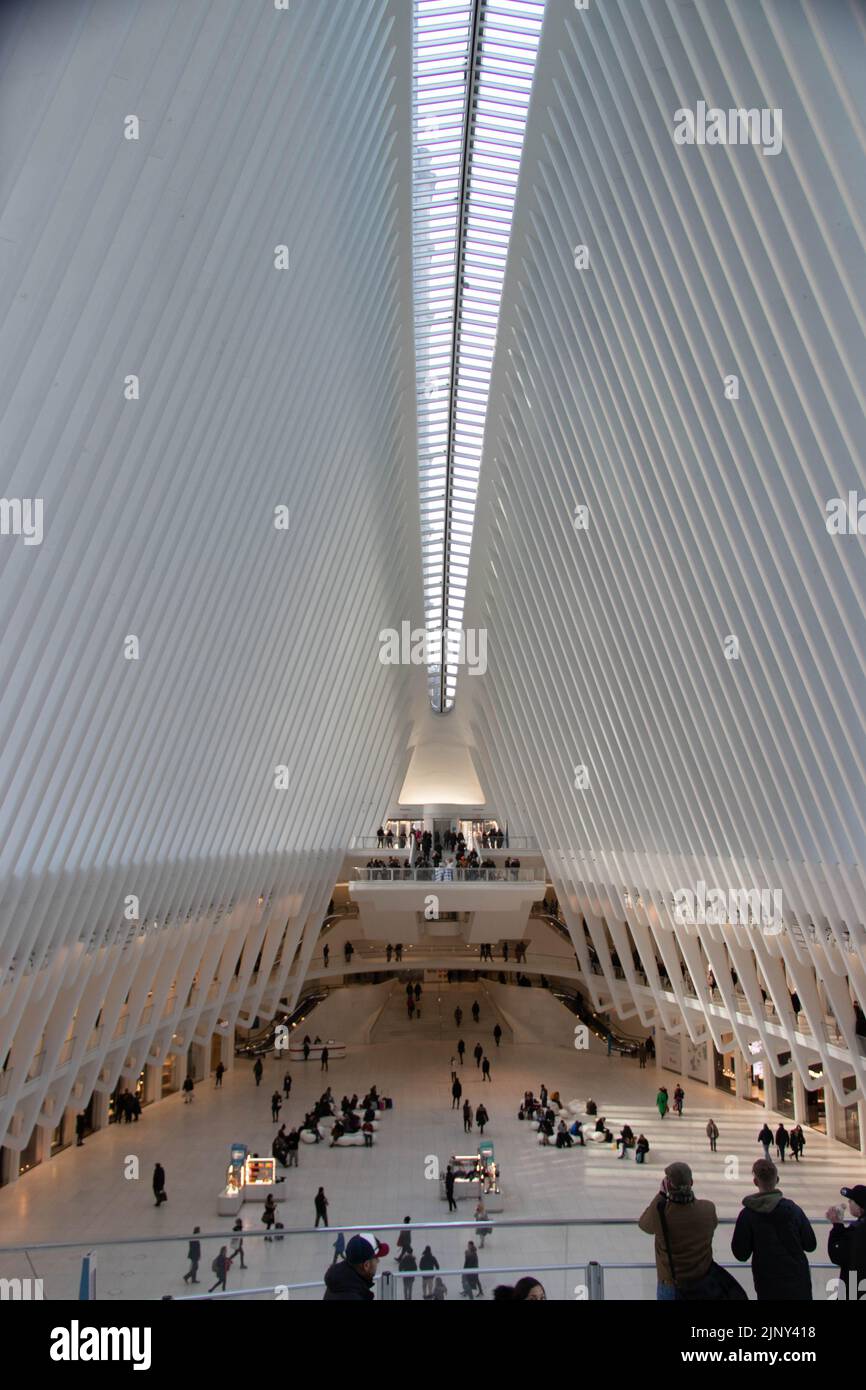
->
[0,0,423,1149]
[413,0,544,711]
[464,0,866,1105]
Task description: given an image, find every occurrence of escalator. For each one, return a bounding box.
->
[550,984,646,1058]
[234,989,329,1059]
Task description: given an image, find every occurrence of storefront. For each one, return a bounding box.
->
[161,1054,178,1097]
[746,1040,765,1103]
[836,1077,861,1149]
[775,1055,795,1118]
[713,1039,737,1095]
[805,1063,826,1132]
[18,1125,41,1176]
[50,1112,72,1156]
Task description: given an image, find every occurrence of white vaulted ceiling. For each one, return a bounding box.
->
[463,0,866,1099]
[0,0,424,1145]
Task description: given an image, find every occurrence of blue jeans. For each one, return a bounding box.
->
[657,1282,680,1301]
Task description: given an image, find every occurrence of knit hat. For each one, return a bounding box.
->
[841,1185,866,1209]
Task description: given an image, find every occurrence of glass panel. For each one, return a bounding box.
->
[413,0,545,711]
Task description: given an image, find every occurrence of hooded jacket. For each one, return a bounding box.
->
[731,1191,816,1300]
[322,1261,375,1301]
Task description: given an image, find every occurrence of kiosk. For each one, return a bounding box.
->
[440,1144,502,1211]
[218,1145,284,1213]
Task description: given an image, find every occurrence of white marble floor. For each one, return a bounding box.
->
[1,997,863,1301]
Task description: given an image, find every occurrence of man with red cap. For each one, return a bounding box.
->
[323,1232,390,1300]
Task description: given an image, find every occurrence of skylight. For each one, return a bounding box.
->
[413,0,545,712]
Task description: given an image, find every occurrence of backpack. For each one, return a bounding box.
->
[211,1257,220,1274]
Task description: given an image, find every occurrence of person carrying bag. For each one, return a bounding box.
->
[640,1161,746,1301]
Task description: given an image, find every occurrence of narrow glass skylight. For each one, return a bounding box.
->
[413,0,545,712]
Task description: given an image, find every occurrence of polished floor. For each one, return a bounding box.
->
[0,987,861,1301]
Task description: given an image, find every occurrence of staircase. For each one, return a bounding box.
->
[370,980,513,1046]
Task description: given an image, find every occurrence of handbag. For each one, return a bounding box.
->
[657,1197,748,1301]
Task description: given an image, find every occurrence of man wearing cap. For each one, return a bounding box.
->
[323,1233,390,1300]
[826,1185,866,1299]
[638,1161,718,1300]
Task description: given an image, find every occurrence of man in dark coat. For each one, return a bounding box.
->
[731,1159,815,1299]
[153,1162,167,1207]
[826,1184,866,1299]
[323,1233,388,1301]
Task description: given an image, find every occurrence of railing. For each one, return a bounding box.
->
[353,867,542,883]
[0,1216,837,1303]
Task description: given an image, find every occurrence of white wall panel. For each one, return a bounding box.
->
[464,0,866,1098]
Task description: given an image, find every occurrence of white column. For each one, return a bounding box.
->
[793,1073,809,1125]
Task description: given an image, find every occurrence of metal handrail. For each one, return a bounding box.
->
[353,867,542,882]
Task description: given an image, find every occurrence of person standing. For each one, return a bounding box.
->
[481,1056,491,1083]
[475,1200,492,1248]
[182,1075,194,1104]
[386,943,393,963]
[208,1246,232,1294]
[454,1005,463,1028]
[75,1111,87,1146]
[731,1159,815,1300]
[445,1164,457,1212]
[253,1057,263,1087]
[344,941,354,966]
[303,1038,311,1063]
[397,1246,417,1300]
[451,1075,462,1109]
[396,1217,413,1261]
[493,1023,502,1047]
[758,1122,774,1161]
[283,1071,292,1099]
[706,1119,719,1153]
[323,943,330,968]
[419,1245,440,1299]
[638,1043,647,1069]
[262,1193,277,1241]
[461,1240,483,1299]
[826,1185,866,1299]
[271,1091,282,1122]
[638,1162,718,1300]
[314,1187,329,1227]
[475,1102,489,1134]
[457,1038,466,1065]
[473,1042,483,1069]
[215,1061,225,1088]
[286,1128,300,1167]
[320,1046,329,1073]
[183,1227,201,1284]
[395,943,403,962]
[463,1099,473,1133]
[153,1162,167,1207]
[775,1122,789,1163]
[472,1000,480,1024]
